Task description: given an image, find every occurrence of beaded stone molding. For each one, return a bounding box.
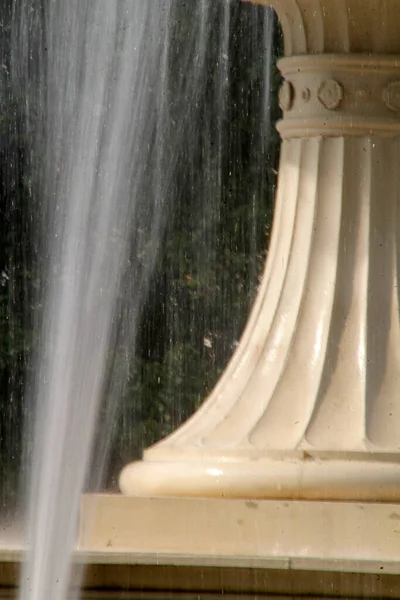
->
[277,54,400,138]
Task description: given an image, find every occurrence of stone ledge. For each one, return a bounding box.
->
[77,495,400,595]
[78,495,400,575]
[1,495,400,596]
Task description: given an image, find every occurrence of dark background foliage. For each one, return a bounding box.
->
[0,0,282,511]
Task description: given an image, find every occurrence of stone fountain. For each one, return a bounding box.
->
[4,2,400,598]
[120,0,400,503]
[61,1,400,597]
[77,6,400,595]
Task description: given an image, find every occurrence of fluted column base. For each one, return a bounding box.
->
[120,131,400,500]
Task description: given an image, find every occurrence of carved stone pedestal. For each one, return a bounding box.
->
[120,1,400,501]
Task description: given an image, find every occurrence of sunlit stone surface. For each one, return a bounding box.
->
[121,1,400,501]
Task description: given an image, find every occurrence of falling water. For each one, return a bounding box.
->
[11,1,179,598]
[2,0,280,598]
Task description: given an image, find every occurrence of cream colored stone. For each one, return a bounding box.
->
[78,495,400,574]
[6,3,400,598]
[2,497,400,596]
[120,1,400,500]
[278,55,400,138]
[243,0,400,57]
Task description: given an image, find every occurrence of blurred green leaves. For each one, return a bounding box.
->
[0,0,283,501]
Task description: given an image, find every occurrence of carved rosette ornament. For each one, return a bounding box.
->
[120,1,400,501]
[279,80,294,111]
[317,79,343,109]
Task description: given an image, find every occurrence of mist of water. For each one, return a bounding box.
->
[5,0,278,599]
[11,1,175,598]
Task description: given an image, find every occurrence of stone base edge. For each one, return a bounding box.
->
[78,495,400,574]
[1,494,400,596]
